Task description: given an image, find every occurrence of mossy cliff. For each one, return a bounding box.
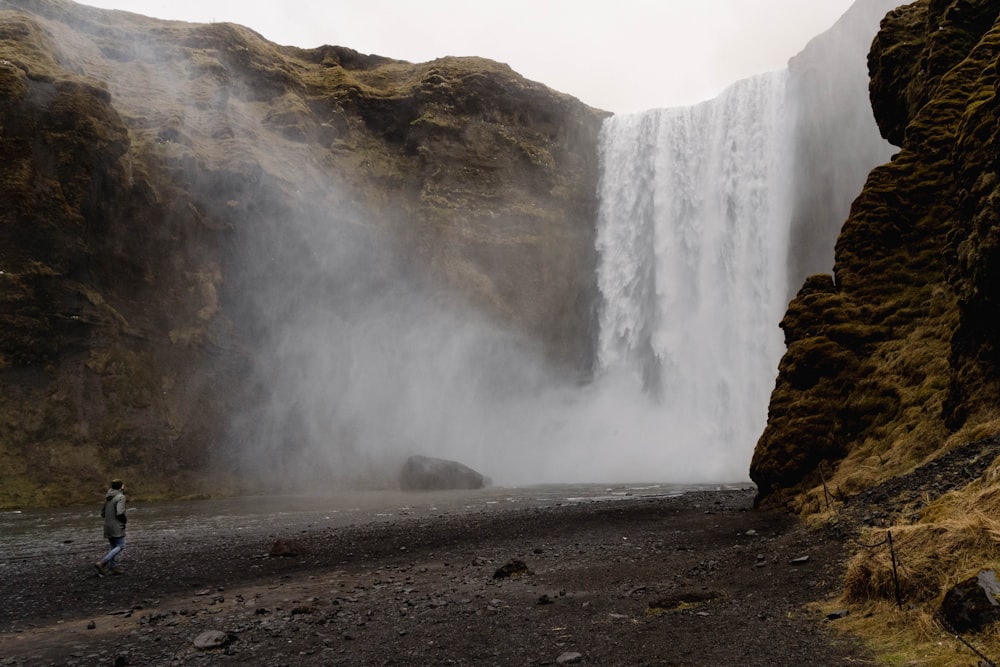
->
[751,0,1000,509]
[0,0,605,506]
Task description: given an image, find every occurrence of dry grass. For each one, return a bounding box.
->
[816,598,1000,666]
[843,512,1000,603]
[946,417,1000,451]
[827,467,1000,666]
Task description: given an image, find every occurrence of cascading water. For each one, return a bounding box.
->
[595,71,793,472]
[228,1,896,490]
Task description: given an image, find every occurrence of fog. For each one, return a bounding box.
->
[225,209,743,488]
[210,0,899,492]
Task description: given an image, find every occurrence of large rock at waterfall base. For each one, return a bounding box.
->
[940,570,1000,633]
[399,455,485,491]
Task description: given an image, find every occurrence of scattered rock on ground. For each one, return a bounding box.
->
[493,559,530,579]
[0,489,876,666]
[269,539,307,557]
[193,629,232,650]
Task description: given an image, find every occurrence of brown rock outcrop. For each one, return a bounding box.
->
[751,0,1000,507]
[0,0,605,505]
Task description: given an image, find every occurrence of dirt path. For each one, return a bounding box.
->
[0,489,872,666]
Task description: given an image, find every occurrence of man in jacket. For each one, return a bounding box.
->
[95,479,127,576]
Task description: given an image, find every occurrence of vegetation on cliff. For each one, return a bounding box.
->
[752,0,1000,509]
[751,0,1000,662]
[0,0,605,506]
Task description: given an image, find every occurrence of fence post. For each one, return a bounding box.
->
[887,530,902,609]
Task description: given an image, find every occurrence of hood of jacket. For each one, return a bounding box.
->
[105,489,123,502]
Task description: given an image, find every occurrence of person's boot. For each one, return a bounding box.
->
[94,561,106,576]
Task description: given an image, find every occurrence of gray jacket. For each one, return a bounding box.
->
[101,489,127,539]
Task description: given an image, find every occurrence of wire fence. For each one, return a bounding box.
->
[819,464,998,667]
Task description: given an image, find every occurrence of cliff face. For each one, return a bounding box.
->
[751,0,1000,507]
[0,0,605,505]
[9,0,999,511]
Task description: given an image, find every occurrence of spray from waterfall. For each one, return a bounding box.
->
[233,69,796,489]
[225,1,896,490]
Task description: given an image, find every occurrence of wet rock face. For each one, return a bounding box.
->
[399,455,485,491]
[0,1,604,505]
[752,0,1000,507]
[940,570,1000,633]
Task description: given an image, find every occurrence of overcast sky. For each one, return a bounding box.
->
[80,0,861,113]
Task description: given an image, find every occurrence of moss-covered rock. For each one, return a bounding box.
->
[752,0,1000,507]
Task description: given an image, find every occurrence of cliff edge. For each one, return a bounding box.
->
[0,0,605,505]
[752,0,1000,510]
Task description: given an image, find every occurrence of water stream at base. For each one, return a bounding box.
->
[0,483,751,564]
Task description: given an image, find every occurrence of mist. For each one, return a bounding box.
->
[219,0,897,492]
[226,205,743,488]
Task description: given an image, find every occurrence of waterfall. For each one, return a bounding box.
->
[227,1,896,490]
[596,71,793,467]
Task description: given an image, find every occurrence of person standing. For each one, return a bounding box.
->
[95,479,127,576]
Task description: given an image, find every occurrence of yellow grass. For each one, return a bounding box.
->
[815,599,1000,666]
[824,467,1000,666]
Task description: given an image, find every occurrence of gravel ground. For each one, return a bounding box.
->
[0,488,873,666]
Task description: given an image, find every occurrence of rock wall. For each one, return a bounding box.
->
[0,0,605,505]
[751,0,1000,507]
[9,0,999,510]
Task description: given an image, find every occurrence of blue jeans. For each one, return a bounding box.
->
[102,536,125,570]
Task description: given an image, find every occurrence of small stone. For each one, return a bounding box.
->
[269,539,307,557]
[87,620,96,630]
[493,559,530,579]
[556,652,583,664]
[193,630,231,650]
[827,610,850,620]
[790,556,811,565]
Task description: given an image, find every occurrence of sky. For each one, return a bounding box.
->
[79,0,861,113]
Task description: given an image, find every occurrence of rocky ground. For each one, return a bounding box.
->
[0,488,874,666]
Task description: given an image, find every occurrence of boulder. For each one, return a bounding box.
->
[940,570,1000,632]
[399,455,485,491]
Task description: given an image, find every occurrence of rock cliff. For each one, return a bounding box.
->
[751,0,1000,508]
[7,0,1000,513]
[0,0,605,505]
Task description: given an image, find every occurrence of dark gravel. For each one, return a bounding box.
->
[0,488,873,666]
